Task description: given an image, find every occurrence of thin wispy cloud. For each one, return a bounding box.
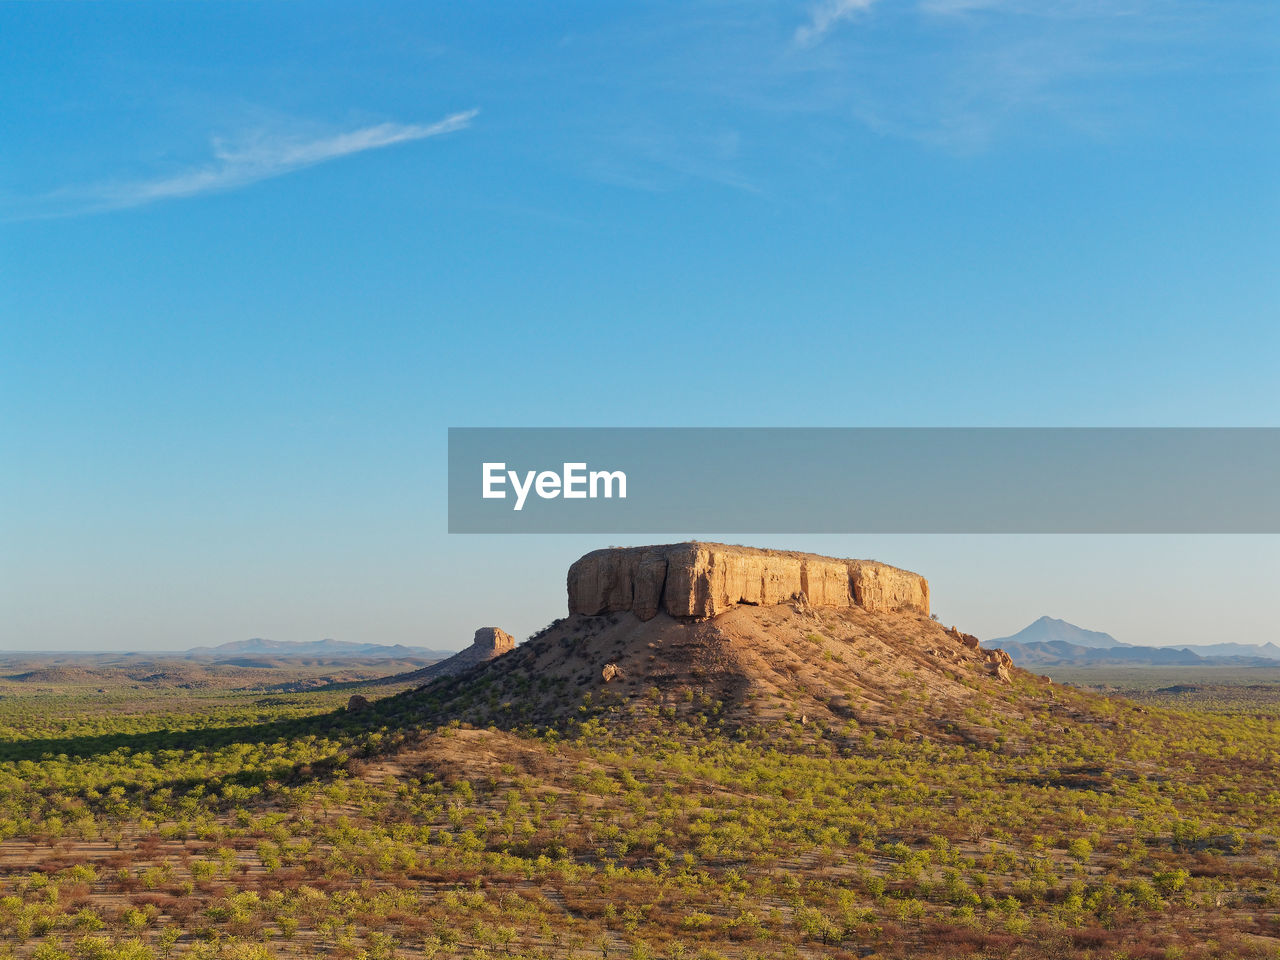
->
[13,109,477,219]
[794,0,881,47]
[778,0,1232,152]
[584,126,762,195]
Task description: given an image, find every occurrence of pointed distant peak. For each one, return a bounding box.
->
[1034,616,1079,627]
[990,616,1122,650]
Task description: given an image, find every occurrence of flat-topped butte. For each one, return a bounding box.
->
[567,541,929,621]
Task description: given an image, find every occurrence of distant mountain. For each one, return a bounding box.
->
[989,617,1280,668]
[995,639,1278,669]
[989,616,1126,650]
[186,639,451,661]
[1176,641,1280,661]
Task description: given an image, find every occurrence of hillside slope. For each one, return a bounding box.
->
[401,600,1038,741]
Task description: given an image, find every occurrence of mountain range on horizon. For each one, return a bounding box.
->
[185,618,1280,668]
[989,616,1280,669]
[185,638,453,661]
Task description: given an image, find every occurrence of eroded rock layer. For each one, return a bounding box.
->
[567,542,929,621]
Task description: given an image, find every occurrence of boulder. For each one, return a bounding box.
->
[982,648,1015,684]
[947,627,981,650]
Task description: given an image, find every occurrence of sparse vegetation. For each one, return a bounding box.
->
[0,623,1277,959]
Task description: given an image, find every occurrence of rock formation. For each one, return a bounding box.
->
[567,542,929,621]
[948,627,981,651]
[470,627,516,660]
[346,694,371,712]
[370,627,516,688]
[982,647,1015,684]
[419,627,515,680]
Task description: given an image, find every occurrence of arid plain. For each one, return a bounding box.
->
[0,544,1277,959]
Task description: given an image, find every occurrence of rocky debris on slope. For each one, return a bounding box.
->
[601,663,623,683]
[941,626,1025,684]
[567,542,929,621]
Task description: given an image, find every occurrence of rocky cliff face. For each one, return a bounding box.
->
[470,627,516,659]
[567,542,929,621]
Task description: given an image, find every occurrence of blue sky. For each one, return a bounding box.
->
[2,1,1277,651]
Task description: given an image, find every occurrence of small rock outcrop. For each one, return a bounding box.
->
[428,627,515,678]
[470,627,516,660]
[982,648,1015,684]
[567,542,929,621]
[346,694,371,712]
[386,628,515,687]
[948,627,981,651]
[791,592,816,618]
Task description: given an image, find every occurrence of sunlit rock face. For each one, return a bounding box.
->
[415,627,515,682]
[566,542,929,621]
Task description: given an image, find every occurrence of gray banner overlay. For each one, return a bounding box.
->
[448,428,1280,533]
